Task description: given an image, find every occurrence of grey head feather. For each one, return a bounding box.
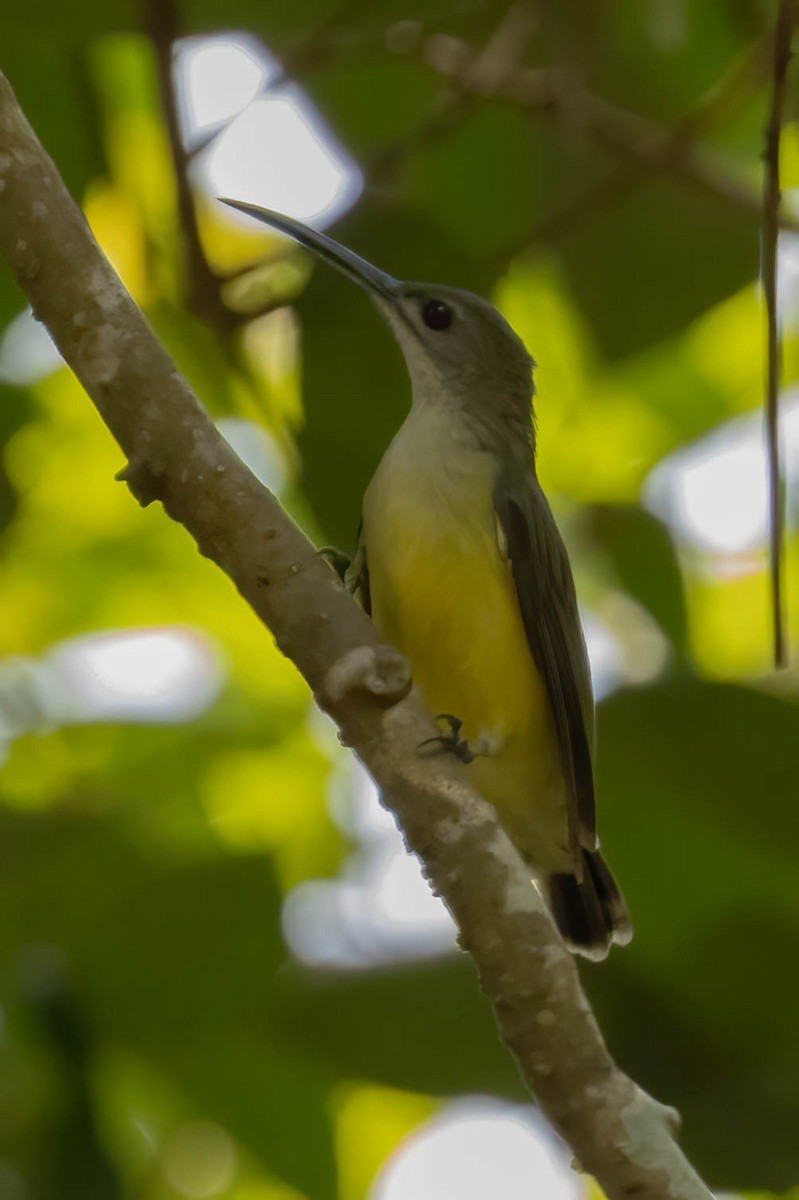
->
[374,282,537,459]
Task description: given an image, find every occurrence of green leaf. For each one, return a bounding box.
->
[306,56,439,157]
[4,44,106,201]
[591,677,799,1190]
[268,959,525,1101]
[0,813,338,1199]
[405,106,554,256]
[0,382,35,534]
[586,503,689,653]
[578,0,758,121]
[162,1035,337,1199]
[553,177,759,359]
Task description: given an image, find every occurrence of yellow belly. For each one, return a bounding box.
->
[362,432,569,869]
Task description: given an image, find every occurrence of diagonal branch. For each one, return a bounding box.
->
[143,0,238,336]
[762,0,796,669]
[497,30,778,258]
[0,69,713,1200]
[400,21,799,237]
[368,4,541,189]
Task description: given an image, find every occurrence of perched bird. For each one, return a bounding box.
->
[222,199,632,959]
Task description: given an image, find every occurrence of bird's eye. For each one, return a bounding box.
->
[422,298,453,331]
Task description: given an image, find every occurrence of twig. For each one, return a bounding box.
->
[548,84,774,223]
[0,68,714,1200]
[406,27,799,237]
[143,0,236,335]
[498,31,779,259]
[762,0,796,669]
[271,0,379,85]
[369,3,539,188]
[673,28,775,142]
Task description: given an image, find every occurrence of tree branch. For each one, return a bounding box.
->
[762,0,796,669]
[401,22,799,238]
[0,69,713,1200]
[143,0,238,336]
[496,29,778,259]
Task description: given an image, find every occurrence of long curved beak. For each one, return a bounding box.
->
[219,199,400,299]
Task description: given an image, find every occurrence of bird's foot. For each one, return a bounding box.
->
[419,714,475,764]
[318,546,351,583]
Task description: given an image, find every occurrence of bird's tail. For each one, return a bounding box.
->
[546,849,632,960]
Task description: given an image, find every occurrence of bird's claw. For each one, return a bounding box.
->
[318,546,351,583]
[419,713,475,764]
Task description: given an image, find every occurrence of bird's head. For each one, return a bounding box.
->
[220,201,536,448]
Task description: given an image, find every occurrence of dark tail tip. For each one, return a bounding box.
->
[548,850,632,961]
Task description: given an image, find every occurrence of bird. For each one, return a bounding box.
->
[221,198,632,959]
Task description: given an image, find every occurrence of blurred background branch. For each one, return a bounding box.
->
[762,0,797,667]
[144,0,237,336]
[368,8,799,243]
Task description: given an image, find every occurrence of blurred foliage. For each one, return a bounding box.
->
[2,1,799,1198]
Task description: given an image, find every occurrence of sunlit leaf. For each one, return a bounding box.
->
[335,1083,437,1200]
